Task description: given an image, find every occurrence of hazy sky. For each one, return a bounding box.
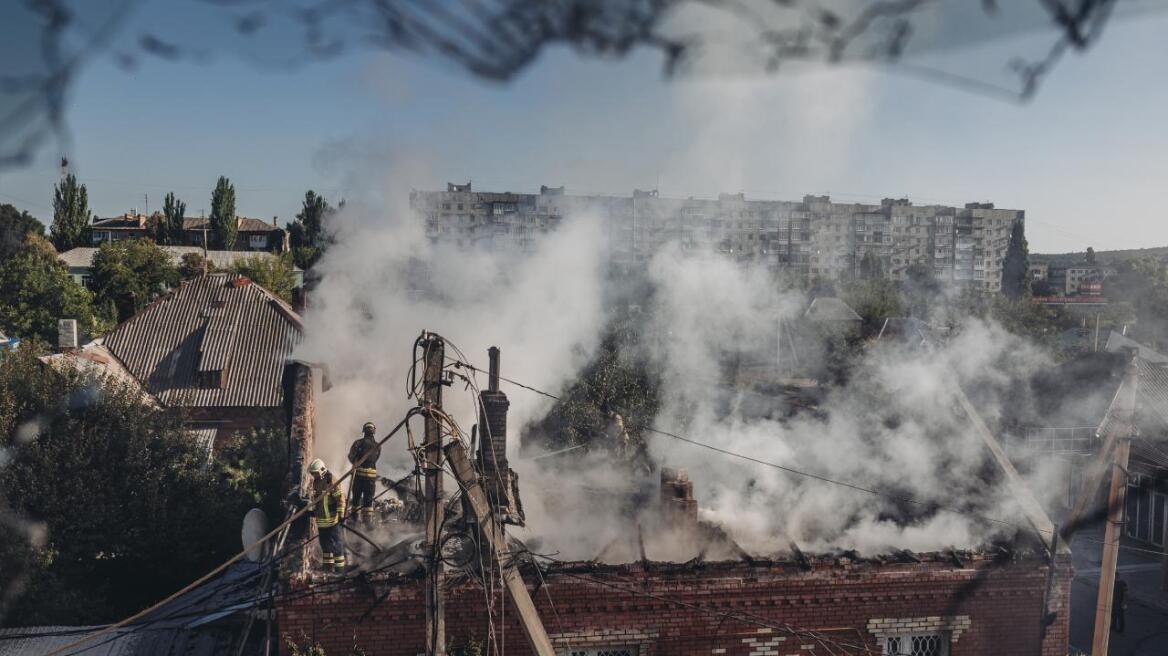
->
[1,2,1166,253]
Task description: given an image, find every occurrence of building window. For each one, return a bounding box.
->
[884,634,949,656]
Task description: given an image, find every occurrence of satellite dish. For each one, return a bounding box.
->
[241,508,271,562]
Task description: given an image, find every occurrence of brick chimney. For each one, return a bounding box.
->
[477,346,513,516]
[660,467,698,531]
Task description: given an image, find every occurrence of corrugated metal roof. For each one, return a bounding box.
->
[0,562,264,655]
[103,274,301,408]
[1096,356,1168,435]
[1104,331,1168,365]
[804,297,862,322]
[39,340,160,407]
[183,216,281,233]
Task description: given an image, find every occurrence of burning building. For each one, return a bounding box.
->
[273,341,1072,656]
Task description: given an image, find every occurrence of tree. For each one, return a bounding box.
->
[286,190,331,270]
[0,235,102,342]
[0,204,45,260]
[1085,246,1096,265]
[840,278,902,336]
[50,174,91,251]
[232,253,297,302]
[901,262,941,318]
[524,318,658,462]
[858,251,885,280]
[0,343,280,625]
[1000,219,1029,299]
[162,192,187,246]
[90,239,180,322]
[209,176,237,250]
[178,252,209,279]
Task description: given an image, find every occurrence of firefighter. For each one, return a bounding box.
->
[348,421,381,526]
[307,458,346,573]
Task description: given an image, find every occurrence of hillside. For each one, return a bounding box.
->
[1031,245,1168,265]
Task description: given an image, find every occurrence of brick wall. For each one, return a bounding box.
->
[277,553,1072,656]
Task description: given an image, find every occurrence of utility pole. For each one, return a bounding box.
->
[445,440,556,656]
[1092,354,1139,656]
[421,333,446,656]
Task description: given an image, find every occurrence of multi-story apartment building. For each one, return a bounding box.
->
[410,183,1024,291]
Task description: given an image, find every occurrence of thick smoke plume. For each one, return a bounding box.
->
[295,170,1083,562]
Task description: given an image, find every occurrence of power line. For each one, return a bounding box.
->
[449,359,1046,535]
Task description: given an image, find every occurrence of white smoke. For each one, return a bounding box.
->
[294,167,609,477]
[294,169,1080,562]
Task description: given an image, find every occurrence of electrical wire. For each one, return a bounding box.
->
[448,359,1045,532]
[452,358,1168,561]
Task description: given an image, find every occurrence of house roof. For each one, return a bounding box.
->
[1096,355,1168,436]
[183,216,282,233]
[91,215,150,230]
[58,247,301,272]
[804,297,862,322]
[1104,330,1168,365]
[0,561,265,655]
[39,339,160,407]
[102,273,302,408]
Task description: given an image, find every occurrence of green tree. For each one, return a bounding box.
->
[232,253,297,302]
[0,204,45,260]
[178,252,209,279]
[840,278,902,336]
[209,176,237,250]
[1000,219,1029,299]
[1106,257,1168,348]
[90,239,180,322]
[0,235,101,342]
[524,318,658,460]
[162,192,187,245]
[50,174,92,251]
[858,251,885,280]
[1085,246,1096,266]
[0,343,271,625]
[901,262,941,318]
[286,190,331,270]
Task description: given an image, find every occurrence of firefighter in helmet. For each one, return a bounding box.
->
[347,421,381,526]
[307,458,346,573]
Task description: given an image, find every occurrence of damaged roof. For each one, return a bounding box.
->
[102,273,302,408]
[804,297,861,323]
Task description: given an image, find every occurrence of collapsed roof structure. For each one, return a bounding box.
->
[273,334,1073,656]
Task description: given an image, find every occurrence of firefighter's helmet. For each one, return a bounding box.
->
[308,458,327,477]
[362,421,376,436]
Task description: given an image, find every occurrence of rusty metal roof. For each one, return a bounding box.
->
[183,216,282,233]
[102,274,302,408]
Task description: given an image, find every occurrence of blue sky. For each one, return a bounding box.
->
[1,2,1167,253]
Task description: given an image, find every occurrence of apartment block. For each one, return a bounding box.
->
[410,184,1024,291]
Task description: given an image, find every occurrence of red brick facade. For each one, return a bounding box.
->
[278,553,1072,656]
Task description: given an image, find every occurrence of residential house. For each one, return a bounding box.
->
[58,246,303,288]
[89,212,156,243]
[88,273,304,448]
[181,216,288,253]
[803,296,862,333]
[90,213,289,253]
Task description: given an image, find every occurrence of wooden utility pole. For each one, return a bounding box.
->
[1092,438,1131,656]
[421,333,446,656]
[445,440,556,656]
[1092,355,1140,656]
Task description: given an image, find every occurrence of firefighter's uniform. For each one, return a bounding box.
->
[348,423,381,525]
[311,469,346,573]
